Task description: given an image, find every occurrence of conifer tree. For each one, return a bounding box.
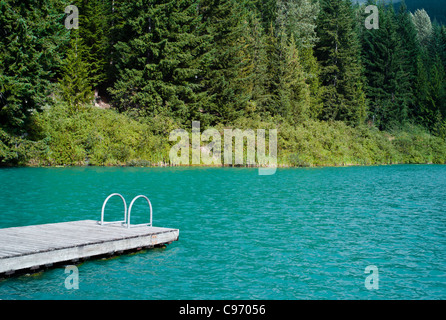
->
[274,7,311,123]
[396,1,421,120]
[314,0,367,125]
[58,32,95,112]
[199,0,251,124]
[0,0,69,133]
[257,0,277,31]
[276,0,322,120]
[76,0,111,90]
[109,0,208,123]
[238,9,271,117]
[361,2,412,129]
[409,9,446,132]
[283,35,311,123]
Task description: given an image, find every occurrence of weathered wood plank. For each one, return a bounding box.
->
[0,220,179,274]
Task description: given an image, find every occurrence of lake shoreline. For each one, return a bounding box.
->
[1,161,442,169]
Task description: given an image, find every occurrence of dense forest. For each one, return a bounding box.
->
[1,0,446,167]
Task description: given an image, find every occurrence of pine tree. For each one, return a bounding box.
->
[58,32,95,112]
[361,2,411,129]
[76,0,112,90]
[314,0,367,125]
[283,35,311,123]
[276,0,319,49]
[276,0,322,120]
[199,0,251,124]
[257,0,277,31]
[441,26,446,67]
[409,8,446,133]
[275,6,311,123]
[109,0,208,123]
[396,1,421,121]
[414,51,431,126]
[0,0,70,133]
[429,54,446,132]
[238,8,270,117]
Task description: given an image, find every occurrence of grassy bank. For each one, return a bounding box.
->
[1,104,446,167]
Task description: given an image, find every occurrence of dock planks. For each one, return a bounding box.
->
[0,220,179,275]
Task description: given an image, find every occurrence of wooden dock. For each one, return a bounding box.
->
[0,220,179,275]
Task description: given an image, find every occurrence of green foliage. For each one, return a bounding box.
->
[0,126,49,166]
[57,33,95,112]
[108,0,209,123]
[75,0,111,89]
[1,0,446,167]
[198,0,252,124]
[361,2,411,130]
[29,103,173,166]
[0,0,70,133]
[279,120,446,166]
[315,0,367,125]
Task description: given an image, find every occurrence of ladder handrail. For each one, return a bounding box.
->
[127,195,153,228]
[100,193,127,226]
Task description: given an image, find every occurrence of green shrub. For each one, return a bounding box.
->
[2,104,446,167]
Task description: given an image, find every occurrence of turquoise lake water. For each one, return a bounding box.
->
[0,165,445,299]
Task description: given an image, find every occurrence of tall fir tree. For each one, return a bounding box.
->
[257,0,277,32]
[276,0,319,49]
[0,0,70,133]
[276,0,323,119]
[396,1,421,121]
[198,0,251,124]
[269,6,311,122]
[238,8,271,117]
[75,0,112,91]
[361,2,412,129]
[409,9,446,133]
[58,32,95,112]
[314,0,367,125]
[109,0,208,123]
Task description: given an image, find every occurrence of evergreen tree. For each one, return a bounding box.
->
[409,9,446,133]
[0,0,70,133]
[441,26,446,67]
[109,0,208,123]
[257,0,277,31]
[282,34,311,123]
[314,0,367,125]
[276,0,322,119]
[429,54,446,128]
[58,32,95,112]
[76,0,112,90]
[238,8,271,117]
[396,1,421,120]
[199,0,251,124]
[361,2,412,129]
[275,7,311,122]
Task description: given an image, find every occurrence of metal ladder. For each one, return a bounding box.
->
[100,193,153,228]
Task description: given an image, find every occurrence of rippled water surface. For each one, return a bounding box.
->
[0,165,445,299]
